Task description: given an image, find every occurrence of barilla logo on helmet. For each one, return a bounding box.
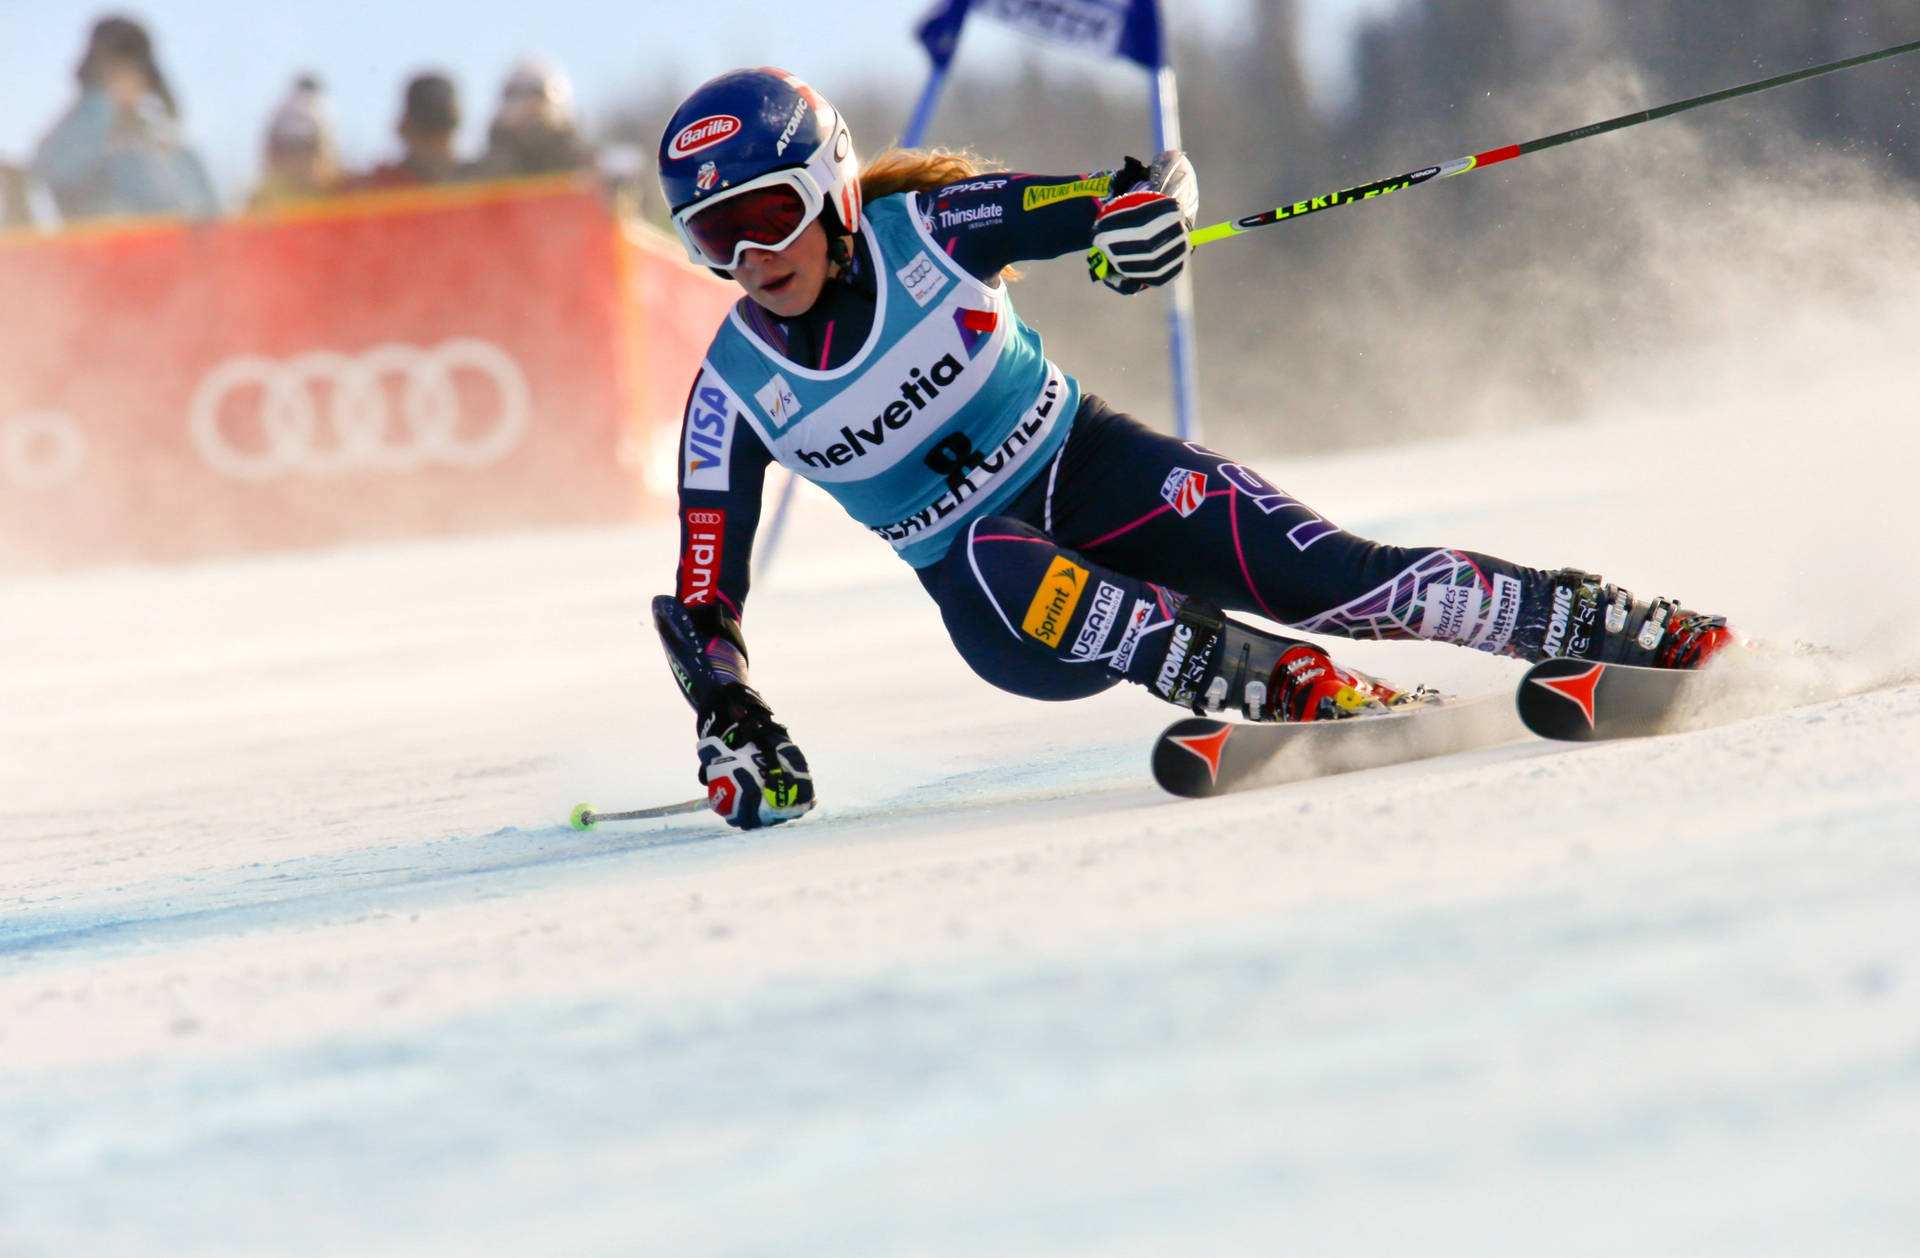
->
[668,115,741,160]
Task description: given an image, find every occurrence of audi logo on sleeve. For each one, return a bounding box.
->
[0,410,86,490]
[187,339,530,481]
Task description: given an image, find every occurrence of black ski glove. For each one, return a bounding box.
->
[1089,150,1199,294]
[655,595,817,831]
[694,683,815,831]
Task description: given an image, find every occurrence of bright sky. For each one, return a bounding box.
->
[3,0,1405,200]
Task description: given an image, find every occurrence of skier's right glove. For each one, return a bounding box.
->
[694,682,815,831]
[1089,150,1199,294]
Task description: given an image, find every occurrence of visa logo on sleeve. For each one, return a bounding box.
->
[683,366,737,492]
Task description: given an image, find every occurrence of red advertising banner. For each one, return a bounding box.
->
[0,178,737,572]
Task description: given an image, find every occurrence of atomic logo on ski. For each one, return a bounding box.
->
[1530,662,1606,728]
[1167,724,1234,784]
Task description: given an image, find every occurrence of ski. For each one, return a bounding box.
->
[1517,653,1920,741]
[1515,658,1716,740]
[1151,694,1527,799]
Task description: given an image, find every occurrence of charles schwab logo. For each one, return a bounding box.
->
[795,352,965,470]
[668,114,740,160]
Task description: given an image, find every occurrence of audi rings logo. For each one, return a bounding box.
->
[188,339,531,481]
[2,411,87,490]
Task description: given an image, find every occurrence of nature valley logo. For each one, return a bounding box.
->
[1022,556,1089,647]
[1022,174,1112,211]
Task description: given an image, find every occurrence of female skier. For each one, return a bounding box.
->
[653,68,1737,830]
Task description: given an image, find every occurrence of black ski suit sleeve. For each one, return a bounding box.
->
[915,168,1127,281]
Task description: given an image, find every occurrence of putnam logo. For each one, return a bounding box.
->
[1022,556,1089,647]
[667,115,740,160]
[1021,174,1112,211]
[952,307,997,357]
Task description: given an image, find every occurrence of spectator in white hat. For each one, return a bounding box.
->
[476,56,593,179]
[249,75,342,209]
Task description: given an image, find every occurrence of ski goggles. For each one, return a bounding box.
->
[672,168,826,271]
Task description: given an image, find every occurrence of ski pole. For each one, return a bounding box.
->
[570,798,707,830]
[1090,34,1920,277]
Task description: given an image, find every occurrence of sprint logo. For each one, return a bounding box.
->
[1022,556,1089,647]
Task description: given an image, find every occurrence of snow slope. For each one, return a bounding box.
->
[3,294,1919,1257]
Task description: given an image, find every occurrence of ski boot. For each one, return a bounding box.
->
[1150,599,1419,722]
[1534,570,1744,669]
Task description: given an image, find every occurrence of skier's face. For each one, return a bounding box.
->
[734,220,829,318]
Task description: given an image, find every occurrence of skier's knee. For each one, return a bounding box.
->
[924,516,1123,702]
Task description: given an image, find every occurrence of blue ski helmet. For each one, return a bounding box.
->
[658,68,861,268]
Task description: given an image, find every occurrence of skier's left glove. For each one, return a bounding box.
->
[694,682,815,831]
[1089,150,1199,294]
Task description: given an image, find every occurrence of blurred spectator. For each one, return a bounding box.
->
[475,56,594,180]
[249,75,342,209]
[31,15,219,222]
[1,163,31,229]
[350,71,473,190]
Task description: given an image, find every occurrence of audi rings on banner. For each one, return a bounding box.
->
[1,411,87,490]
[188,339,532,481]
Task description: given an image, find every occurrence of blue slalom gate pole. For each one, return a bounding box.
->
[1153,65,1201,443]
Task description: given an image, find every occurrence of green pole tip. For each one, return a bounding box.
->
[569,803,596,831]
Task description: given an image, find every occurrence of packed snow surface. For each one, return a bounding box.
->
[4,299,1920,1256]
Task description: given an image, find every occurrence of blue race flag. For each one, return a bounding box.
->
[915,0,972,70]
[917,0,1164,72]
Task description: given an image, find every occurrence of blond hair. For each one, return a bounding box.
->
[858,148,1021,280]
[859,147,990,201]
